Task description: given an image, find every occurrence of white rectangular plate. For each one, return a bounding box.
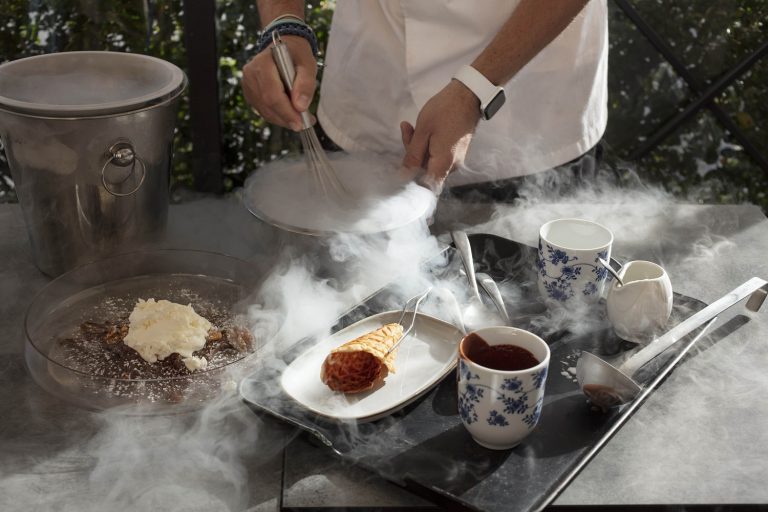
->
[281,311,463,423]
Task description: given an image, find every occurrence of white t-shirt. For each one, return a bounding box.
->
[317,0,608,186]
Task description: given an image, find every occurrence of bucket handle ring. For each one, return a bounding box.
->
[101,141,146,197]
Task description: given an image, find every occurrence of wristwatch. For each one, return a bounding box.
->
[452,65,506,120]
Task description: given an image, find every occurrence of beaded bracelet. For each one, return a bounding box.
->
[256,22,319,57]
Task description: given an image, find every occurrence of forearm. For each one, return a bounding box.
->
[256,0,305,26]
[472,0,590,85]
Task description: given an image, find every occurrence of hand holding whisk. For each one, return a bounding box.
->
[270,32,349,200]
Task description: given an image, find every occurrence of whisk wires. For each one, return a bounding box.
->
[298,126,350,200]
[270,31,350,201]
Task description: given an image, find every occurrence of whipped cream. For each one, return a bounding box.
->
[123,299,212,371]
[183,355,209,372]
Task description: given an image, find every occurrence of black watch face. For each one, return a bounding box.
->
[483,90,506,120]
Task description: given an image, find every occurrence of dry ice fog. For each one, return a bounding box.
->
[2,151,759,511]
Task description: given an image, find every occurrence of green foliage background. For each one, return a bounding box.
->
[0,0,766,208]
[603,0,768,208]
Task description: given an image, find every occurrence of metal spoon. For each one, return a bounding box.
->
[476,272,511,325]
[451,230,482,302]
[598,257,624,287]
[576,277,768,410]
[451,230,503,330]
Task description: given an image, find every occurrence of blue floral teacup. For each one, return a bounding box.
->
[458,326,550,450]
[536,218,614,305]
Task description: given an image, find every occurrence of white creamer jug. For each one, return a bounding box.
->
[606,260,673,343]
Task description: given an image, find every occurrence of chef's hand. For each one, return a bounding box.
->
[242,35,317,132]
[401,80,481,193]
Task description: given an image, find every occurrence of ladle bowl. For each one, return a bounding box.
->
[576,352,641,408]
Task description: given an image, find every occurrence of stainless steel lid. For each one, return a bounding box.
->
[0,51,186,118]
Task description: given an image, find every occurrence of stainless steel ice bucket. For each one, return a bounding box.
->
[0,51,186,276]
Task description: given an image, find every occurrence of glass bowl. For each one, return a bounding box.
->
[24,249,265,413]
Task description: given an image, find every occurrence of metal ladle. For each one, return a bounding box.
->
[576,277,768,410]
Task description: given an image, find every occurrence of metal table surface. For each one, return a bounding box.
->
[1,194,767,511]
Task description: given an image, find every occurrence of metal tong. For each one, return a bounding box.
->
[386,287,432,355]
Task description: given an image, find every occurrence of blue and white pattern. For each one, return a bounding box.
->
[458,360,482,425]
[532,367,548,390]
[458,393,479,425]
[459,359,479,382]
[458,359,549,431]
[542,279,574,302]
[501,377,522,391]
[546,245,574,266]
[487,410,510,426]
[501,392,529,415]
[537,240,610,302]
[522,397,544,428]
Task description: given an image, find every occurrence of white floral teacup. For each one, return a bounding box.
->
[536,218,614,305]
[606,260,673,343]
[458,326,550,450]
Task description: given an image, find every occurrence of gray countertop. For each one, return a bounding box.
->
[2,193,768,511]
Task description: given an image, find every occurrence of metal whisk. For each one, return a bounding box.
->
[270,32,349,199]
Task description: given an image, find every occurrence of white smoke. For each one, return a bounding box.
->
[7,149,761,511]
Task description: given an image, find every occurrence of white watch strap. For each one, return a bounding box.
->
[453,65,501,108]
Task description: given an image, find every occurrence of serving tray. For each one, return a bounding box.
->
[241,234,711,512]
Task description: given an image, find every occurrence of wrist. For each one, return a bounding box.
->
[452,65,506,120]
[449,80,482,122]
[450,79,480,108]
[256,21,318,57]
